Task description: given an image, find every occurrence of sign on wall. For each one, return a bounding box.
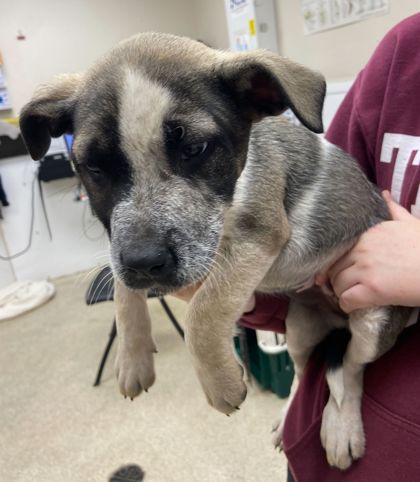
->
[301,0,389,35]
[225,0,258,51]
[224,0,279,53]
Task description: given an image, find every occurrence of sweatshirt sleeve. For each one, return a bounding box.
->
[239,293,288,334]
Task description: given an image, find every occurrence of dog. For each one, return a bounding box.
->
[20,33,412,470]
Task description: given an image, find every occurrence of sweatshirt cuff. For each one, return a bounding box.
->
[239,293,289,334]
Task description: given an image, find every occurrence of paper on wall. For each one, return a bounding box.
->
[301,0,389,35]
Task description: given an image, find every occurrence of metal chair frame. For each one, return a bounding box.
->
[86,266,184,387]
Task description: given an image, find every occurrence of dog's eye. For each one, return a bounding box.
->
[85,164,103,177]
[181,141,208,161]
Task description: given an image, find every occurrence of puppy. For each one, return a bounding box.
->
[20,33,411,470]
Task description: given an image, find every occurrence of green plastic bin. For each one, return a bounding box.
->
[235,327,294,399]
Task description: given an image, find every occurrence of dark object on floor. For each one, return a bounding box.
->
[0,134,28,159]
[109,464,145,482]
[38,153,74,182]
[86,265,184,387]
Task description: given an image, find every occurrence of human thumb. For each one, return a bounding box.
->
[382,190,412,221]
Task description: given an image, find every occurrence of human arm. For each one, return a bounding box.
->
[316,191,420,313]
[321,23,420,313]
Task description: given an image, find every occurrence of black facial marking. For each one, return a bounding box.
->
[159,73,253,201]
[74,136,132,232]
[70,73,137,233]
[164,122,217,170]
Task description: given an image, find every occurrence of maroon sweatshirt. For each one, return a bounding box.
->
[241,13,420,481]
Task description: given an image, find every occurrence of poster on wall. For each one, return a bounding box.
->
[224,0,279,53]
[301,0,389,35]
[225,0,258,51]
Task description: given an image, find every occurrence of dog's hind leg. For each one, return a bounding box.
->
[285,299,341,379]
[114,280,157,399]
[272,300,340,449]
[320,306,409,470]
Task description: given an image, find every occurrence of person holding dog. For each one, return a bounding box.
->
[175,12,420,481]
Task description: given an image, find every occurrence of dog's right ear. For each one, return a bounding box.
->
[20,73,82,160]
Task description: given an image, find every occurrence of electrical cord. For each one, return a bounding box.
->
[1,168,103,260]
[0,171,36,261]
[82,201,105,241]
[38,176,53,241]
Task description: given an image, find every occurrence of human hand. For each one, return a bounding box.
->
[171,281,256,312]
[315,191,420,313]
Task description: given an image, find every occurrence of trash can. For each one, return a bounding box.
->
[235,327,294,398]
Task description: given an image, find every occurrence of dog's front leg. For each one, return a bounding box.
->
[185,210,287,415]
[114,279,157,399]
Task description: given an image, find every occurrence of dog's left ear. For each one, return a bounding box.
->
[218,50,326,133]
[20,73,82,160]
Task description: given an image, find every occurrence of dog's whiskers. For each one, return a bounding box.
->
[89,269,114,304]
[73,264,104,293]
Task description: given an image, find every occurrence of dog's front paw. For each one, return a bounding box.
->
[320,396,365,470]
[115,342,156,399]
[195,353,247,415]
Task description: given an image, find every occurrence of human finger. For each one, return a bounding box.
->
[315,271,329,286]
[382,190,412,221]
[327,253,356,289]
[338,283,376,313]
[329,264,361,297]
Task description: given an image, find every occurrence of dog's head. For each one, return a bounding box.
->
[20,33,325,293]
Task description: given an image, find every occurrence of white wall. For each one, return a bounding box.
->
[171,0,420,82]
[190,0,229,49]
[3,0,419,113]
[0,0,197,115]
[275,0,420,81]
[0,155,110,287]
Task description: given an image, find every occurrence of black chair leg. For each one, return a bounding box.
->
[93,318,117,387]
[93,298,182,388]
[158,297,184,339]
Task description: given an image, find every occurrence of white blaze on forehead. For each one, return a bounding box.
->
[119,66,172,174]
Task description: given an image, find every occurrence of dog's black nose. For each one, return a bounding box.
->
[120,247,175,277]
